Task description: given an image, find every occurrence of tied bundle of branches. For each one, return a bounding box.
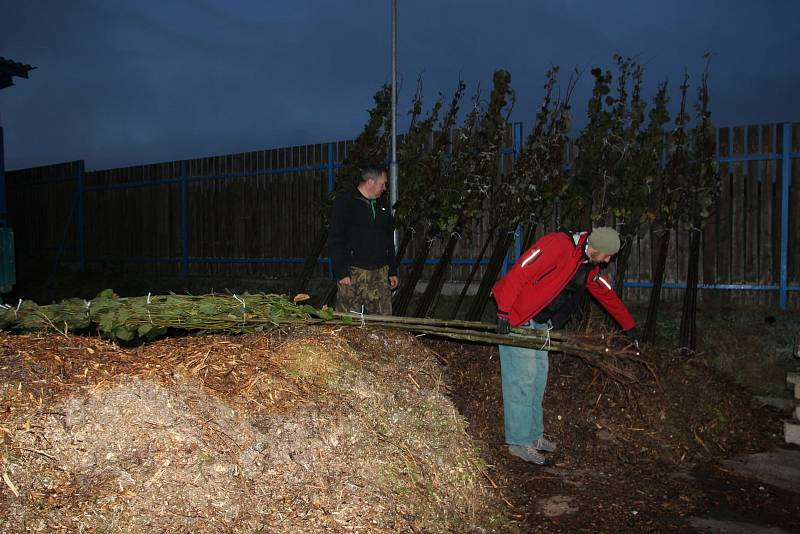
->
[334,312,651,385]
[0,289,331,342]
[1,290,650,384]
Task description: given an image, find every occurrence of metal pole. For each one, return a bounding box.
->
[180,160,189,279]
[513,122,523,263]
[779,123,791,309]
[327,142,335,278]
[389,0,399,247]
[77,160,86,272]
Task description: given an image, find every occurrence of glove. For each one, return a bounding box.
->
[496,315,510,335]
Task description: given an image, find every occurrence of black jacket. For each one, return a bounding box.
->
[328,187,397,280]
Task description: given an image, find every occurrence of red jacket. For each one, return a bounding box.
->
[492,231,636,330]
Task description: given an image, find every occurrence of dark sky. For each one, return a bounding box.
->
[1,0,798,171]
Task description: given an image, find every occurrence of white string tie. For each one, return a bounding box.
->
[349,305,366,327]
[233,294,246,325]
[539,323,553,351]
[146,292,151,304]
[14,299,22,318]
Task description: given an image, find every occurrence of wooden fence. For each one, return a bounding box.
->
[6,121,799,308]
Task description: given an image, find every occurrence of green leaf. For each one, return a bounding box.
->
[198,302,217,315]
[145,326,167,340]
[95,289,117,299]
[300,304,317,316]
[98,313,115,335]
[113,325,136,341]
[316,307,334,321]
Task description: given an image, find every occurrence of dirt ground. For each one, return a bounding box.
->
[435,337,800,532]
[1,319,798,532]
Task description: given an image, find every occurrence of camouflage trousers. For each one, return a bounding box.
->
[335,266,392,316]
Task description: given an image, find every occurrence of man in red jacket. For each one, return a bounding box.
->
[492,227,638,464]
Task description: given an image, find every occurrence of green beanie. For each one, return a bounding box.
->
[587,227,621,254]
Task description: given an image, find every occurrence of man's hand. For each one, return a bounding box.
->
[389,275,399,289]
[339,276,352,286]
[496,315,510,335]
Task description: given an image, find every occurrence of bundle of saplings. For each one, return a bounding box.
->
[0,290,332,342]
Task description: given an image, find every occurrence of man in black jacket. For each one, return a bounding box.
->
[328,167,399,315]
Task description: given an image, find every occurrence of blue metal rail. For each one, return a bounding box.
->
[624,281,800,292]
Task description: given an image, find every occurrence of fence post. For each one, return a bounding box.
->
[180,160,189,279]
[779,123,791,309]
[77,160,86,272]
[327,143,335,194]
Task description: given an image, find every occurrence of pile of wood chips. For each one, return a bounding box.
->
[0,327,507,533]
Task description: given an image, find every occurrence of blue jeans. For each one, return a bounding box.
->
[499,321,550,446]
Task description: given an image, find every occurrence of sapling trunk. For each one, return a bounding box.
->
[613,236,633,299]
[521,222,538,250]
[466,229,516,321]
[415,231,460,317]
[602,236,634,331]
[678,228,702,355]
[450,230,494,319]
[395,221,418,266]
[643,228,670,343]
[392,231,435,316]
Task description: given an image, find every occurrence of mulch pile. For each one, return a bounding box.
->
[0,328,505,533]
